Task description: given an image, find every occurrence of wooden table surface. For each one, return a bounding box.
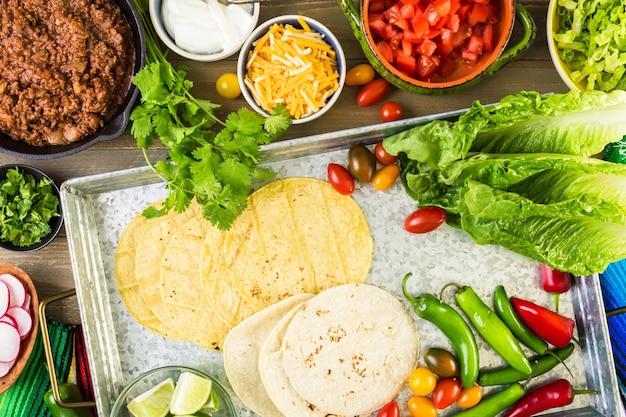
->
[0,0,566,324]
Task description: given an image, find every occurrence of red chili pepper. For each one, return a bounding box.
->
[541,264,571,312]
[510,297,575,348]
[504,378,597,417]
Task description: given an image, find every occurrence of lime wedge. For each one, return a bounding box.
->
[198,389,219,414]
[127,377,175,417]
[169,372,213,415]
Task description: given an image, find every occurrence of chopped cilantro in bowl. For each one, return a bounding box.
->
[0,165,62,251]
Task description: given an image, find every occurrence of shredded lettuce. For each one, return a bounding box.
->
[383,90,626,275]
[552,0,626,91]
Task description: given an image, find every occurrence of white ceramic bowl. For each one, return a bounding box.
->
[110,366,238,417]
[237,15,346,124]
[149,0,259,62]
[546,0,582,91]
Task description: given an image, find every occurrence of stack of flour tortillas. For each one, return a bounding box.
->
[223,283,420,416]
[114,178,373,350]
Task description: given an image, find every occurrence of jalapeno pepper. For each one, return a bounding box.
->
[510,297,575,348]
[477,343,575,386]
[493,285,549,355]
[402,273,480,389]
[449,284,532,376]
[44,383,94,417]
[503,378,598,417]
[447,383,525,417]
[541,264,571,312]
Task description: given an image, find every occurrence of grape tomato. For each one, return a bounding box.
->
[424,347,460,378]
[407,367,437,396]
[407,396,437,417]
[327,163,355,195]
[356,78,391,107]
[374,141,399,165]
[379,101,403,122]
[404,206,447,234]
[376,400,400,417]
[346,63,376,85]
[347,144,377,183]
[372,164,400,191]
[432,377,462,409]
[456,385,483,408]
[215,72,241,99]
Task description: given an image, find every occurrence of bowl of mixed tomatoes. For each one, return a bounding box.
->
[339,0,536,94]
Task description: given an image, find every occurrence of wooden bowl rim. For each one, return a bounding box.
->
[0,263,40,394]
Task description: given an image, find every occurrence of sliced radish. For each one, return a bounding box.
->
[5,307,32,340]
[0,274,25,309]
[0,281,9,317]
[0,358,15,377]
[0,315,17,328]
[0,322,20,362]
[21,293,31,310]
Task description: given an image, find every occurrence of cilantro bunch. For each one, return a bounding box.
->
[129,0,292,230]
[0,168,61,247]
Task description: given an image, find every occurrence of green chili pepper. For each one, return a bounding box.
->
[401,273,479,388]
[450,284,533,376]
[493,285,550,355]
[448,383,525,417]
[44,383,94,417]
[477,343,575,386]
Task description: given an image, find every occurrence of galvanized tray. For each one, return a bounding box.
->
[60,112,623,417]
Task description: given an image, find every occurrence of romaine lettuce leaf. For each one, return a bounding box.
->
[459,181,626,276]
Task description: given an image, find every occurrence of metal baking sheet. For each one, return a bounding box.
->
[60,112,623,417]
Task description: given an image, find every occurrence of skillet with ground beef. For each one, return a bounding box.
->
[0,0,135,146]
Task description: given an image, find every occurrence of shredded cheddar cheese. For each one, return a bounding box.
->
[244,17,340,120]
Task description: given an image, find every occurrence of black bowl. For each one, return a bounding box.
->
[0,165,63,252]
[0,0,146,159]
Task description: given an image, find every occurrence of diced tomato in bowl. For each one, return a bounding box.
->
[366,0,501,83]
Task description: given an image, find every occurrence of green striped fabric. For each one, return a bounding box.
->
[0,319,76,417]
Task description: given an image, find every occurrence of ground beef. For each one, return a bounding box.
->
[0,0,135,146]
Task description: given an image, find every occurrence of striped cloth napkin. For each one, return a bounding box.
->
[0,318,95,417]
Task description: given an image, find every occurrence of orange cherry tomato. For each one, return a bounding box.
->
[404,206,447,234]
[327,163,354,195]
[356,78,391,107]
[379,101,403,122]
[345,63,376,86]
[407,367,437,396]
[432,377,462,409]
[407,396,437,417]
[374,141,399,165]
[456,385,483,408]
[372,164,400,191]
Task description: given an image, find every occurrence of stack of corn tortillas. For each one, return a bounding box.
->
[223,283,420,417]
[113,178,373,351]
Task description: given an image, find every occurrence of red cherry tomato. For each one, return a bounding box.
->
[374,141,399,165]
[432,377,462,409]
[356,78,391,107]
[327,163,355,195]
[379,101,403,122]
[371,164,400,191]
[404,206,447,234]
[377,400,400,417]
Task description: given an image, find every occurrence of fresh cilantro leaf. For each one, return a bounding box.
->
[263,104,292,140]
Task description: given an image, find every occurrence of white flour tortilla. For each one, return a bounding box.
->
[223,293,313,416]
[281,283,419,416]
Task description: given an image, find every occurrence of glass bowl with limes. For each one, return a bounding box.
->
[110,366,238,417]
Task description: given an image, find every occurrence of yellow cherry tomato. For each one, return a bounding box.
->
[345,63,376,86]
[407,396,437,417]
[407,367,437,396]
[371,164,401,191]
[456,385,483,409]
[215,73,241,99]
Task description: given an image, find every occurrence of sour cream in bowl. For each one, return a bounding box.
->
[149,0,259,61]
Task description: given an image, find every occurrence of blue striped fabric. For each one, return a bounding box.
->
[600,259,626,402]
